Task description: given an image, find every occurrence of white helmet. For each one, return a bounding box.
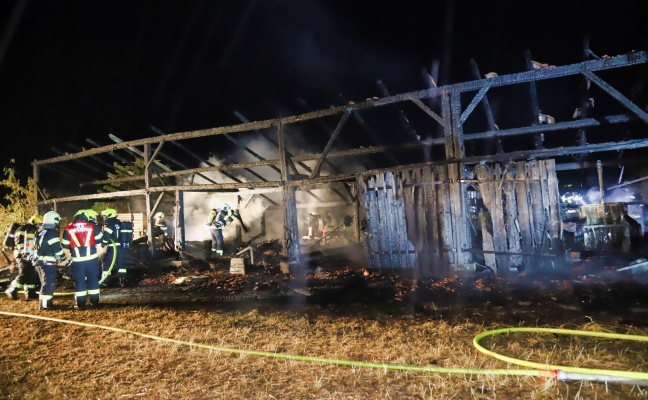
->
[42,211,61,226]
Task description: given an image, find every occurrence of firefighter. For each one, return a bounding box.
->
[34,211,66,310]
[4,215,42,300]
[153,212,167,237]
[61,210,102,309]
[99,208,127,287]
[206,204,237,256]
[3,221,20,252]
[153,211,175,251]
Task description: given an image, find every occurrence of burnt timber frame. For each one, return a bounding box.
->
[31,50,648,265]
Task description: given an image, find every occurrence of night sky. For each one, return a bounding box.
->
[1,0,647,182]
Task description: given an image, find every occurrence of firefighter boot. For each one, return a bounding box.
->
[4,281,19,300]
[74,295,86,310]
[118,273,128,288]
[25,289,38,300]
[89,294,100,308]
[39,299,52,310]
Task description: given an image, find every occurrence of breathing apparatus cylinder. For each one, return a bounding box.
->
[119,221,133,249]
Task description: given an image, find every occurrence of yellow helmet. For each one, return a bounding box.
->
[84,209,99,222]
[28,214,43,225]
[101,208,117,219]
[73,209,88,221]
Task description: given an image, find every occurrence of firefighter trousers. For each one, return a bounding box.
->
[71,258,100,308]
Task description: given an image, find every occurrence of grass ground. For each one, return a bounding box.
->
[2,259,648,399]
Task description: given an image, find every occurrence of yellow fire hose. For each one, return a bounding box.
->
[0,310,646,385]
[98,239,118,285]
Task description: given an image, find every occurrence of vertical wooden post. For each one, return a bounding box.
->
[32,162,39,214]
[175,190,185,251]
[351,183,360,243]
[446,91,471,265]
[277,122,300,262]
[143,144,154,256]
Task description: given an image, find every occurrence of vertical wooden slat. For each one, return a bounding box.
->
[504,165,522,270]
[381,171,400,268]
[538,160,554,266]
[515,162,534,272]
[418,168,433,274]
[476,164,493,269]
[391,172,408,268]
[491,164,509,273]
[430,166,447,275]
[375,173,390,267]
[528,160,545,272]
[438,165,453,265]
[367,176,381,268]
[403,170,417,270]
[544,159,563,265]
[356,175,372,268]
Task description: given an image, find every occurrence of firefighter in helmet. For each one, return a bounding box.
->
[153,211,167,237]
[61,210,103,309]
[4,214,42,300]
[34,211,66,310]
[206,204,237,256]
[99,208,128,287]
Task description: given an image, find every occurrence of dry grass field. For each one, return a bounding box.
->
[1,250,648,399]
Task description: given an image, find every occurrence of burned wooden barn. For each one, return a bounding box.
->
[31,47,648,276]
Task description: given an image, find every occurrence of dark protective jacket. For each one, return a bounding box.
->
[35,227,65,265]
[206,208,235,230]
[3,222,20,250]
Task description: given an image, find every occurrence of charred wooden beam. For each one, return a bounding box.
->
[67,143,114,169]
[85,138,131,163]
[150,125,273,190]
[79,112,646,190]
[469,59,504,153]
[37,136,648,206]
[583,70,648,124]
[377,79,421,142]
[576,38,591,155]
[525,49,545,149]
[308,109,351,179]
[33,52,647,167]
[294,98,356,201]
[205,152,282,205]
[50,147,105,176]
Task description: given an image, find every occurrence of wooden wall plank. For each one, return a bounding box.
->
[491,164,510,273]
[515,162,534,272]
[504,165,523,270]
[528,160,546,272]
[375,173,389,267]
